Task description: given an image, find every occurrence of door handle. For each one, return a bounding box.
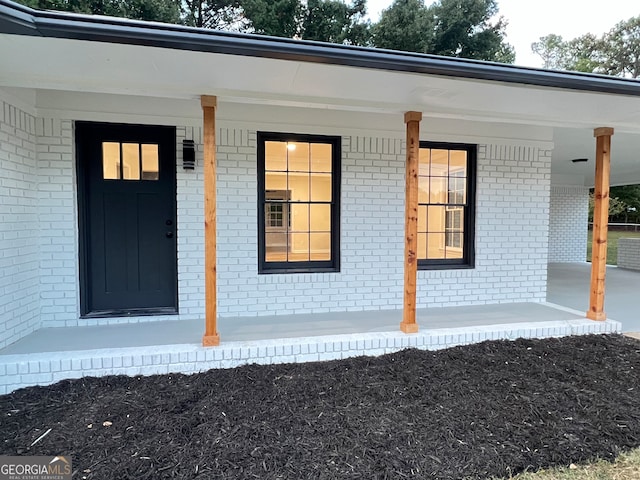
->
[166,231,173,238]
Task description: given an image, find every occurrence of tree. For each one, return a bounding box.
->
[532,33,600,72]
[371,0,514,63]
[181,0,248,29]
[240,0,301,37]
[302,0,370,45]
[19,0,181,23]
[372,0,434,53]
[588,192,628,222]
[610,185,640,223]
[532,16,640,77]
[240,0,371,45]
[597,17,640,78]
[430,0,514,62]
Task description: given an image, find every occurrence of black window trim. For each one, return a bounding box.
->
[417,141,476,270]
[257,131,341,274]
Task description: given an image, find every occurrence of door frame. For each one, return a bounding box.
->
[76,121,178,318]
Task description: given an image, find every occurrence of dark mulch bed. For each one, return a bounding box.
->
[2,335,640,479]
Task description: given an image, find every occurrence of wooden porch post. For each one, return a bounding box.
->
[587,127,614,321]
[201,95,220,346]
[400,111,422,334]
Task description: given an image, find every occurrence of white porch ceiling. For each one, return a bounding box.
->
[2,33,639,186]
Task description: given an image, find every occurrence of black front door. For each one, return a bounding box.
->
[76,122,177,316]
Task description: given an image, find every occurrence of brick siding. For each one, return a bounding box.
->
[548,185,589,263]
[0,98,40,348]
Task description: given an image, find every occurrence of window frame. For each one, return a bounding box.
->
[257,132,341,274]
[417,141,476,270]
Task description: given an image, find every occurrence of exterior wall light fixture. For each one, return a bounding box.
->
[183,139,196,170]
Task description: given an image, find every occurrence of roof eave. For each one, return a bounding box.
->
[2,0,640,97]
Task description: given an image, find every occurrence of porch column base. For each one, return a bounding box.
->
[202,334,221,346]
[400,322,419,334]
[586,311,607,321]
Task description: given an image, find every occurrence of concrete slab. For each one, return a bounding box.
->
[0,302,584,355]
[547,262,640,333]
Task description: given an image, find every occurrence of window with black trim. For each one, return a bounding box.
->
[418,142,476,269]
[258,132,341,273]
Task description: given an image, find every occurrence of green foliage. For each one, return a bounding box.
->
[302,0,370,45]
[21,0,181,23]
[372,0,513,62]
[597,16,640,78]
[532,16,640,78]
[240,0,301,37]
[531,33,601,72]
[430,0,514,62]
[240,0,370,44]
[17,0,515,59]
[181,0,247,29]
[588,191,632,222]
[372,0,434,53]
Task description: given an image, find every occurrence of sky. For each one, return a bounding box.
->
[365,0,639,67]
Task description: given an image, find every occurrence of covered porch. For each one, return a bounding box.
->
[1,262,627,394]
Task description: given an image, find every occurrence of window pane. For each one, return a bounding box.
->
[290,203,309,232]
[122,143,140,180]
[430,177,447,204]
[102,142,120,180]
[418,148,431,176]
[265,232,288,262]
[289,173,310,201]
[427,206,445,233]
[310,233,331,260]
[288,142,310,172]
[448,177,466,204]
[448,209,464,230]
[418,176,429,204]
[260,133,340,271]
[449,150,467,176]
[310,204,331,231]
[418,205,427,232]
[418,232,427,260]
[446,235,464,258]
[289,233,310,262]
[427,232,445,259]
[311,143,332,173]
[265,172,287,192]
[141,144,159,180]
[265,202,285,228]
[265,141,287,171]
[430,149,449,176]
[310,173,332,202]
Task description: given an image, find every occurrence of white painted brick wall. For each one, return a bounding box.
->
[37,124,209,327]
[0,96,40,349]
[215,133,551,315]
[417,144,551,306]
[2,105,554,331]
[36,118,78,326]
[618,238,640,270]
[548,185,588,263]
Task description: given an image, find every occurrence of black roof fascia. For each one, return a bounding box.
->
[2,0,640,97]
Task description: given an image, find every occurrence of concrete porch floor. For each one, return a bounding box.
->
[0,262,632,394]
[0,302,591,355]
[547,262,640,332]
